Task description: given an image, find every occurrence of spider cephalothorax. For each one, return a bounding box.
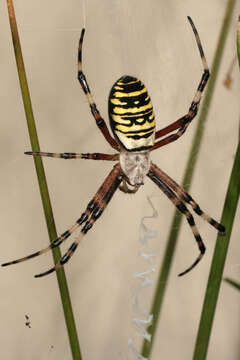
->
[2,17,225,278]
[119,150,151,186]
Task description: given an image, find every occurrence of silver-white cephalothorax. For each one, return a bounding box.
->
[119,151,151,186]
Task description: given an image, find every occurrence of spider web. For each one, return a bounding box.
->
[127,196,158,360]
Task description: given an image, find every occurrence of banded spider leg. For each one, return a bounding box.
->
[2,164,123,277]
[152,16,210,150]
[148,163,225,276]
[24,151,119,161]
[78,28,119,151]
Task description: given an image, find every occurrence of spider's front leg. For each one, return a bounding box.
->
[24,151,119,161]
[2,164,123,277]
[77,29,119,151]
[152,17,210,151]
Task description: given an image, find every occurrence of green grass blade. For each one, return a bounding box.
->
[193,141,240,359]
[141,0,236,358]
[193,11,240,360]
[6,1,82,359]
[224,278,240,291]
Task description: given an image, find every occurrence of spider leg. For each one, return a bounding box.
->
[35,165,123,277]
[78,29,119,151]
[150,163,225,234]
[148,166,205,276]
[2,164,122,270]
[154,117,187,140]
[152,16,210,150]
[24,151,119,161]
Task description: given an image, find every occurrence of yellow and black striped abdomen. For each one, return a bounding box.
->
[108,76,155,152]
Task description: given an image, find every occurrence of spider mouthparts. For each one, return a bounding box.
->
[132,181,143,187]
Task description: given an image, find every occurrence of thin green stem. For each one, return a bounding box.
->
[141,0,236,358]
[6,1,82,359]
[193,141,240,359]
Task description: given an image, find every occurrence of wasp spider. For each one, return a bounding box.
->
[2,17,225,278]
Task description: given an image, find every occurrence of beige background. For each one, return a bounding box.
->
[1,0,240,359]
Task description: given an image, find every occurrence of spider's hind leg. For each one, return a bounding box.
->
[2,164,123,275]
[35,164,123,277]
[148,166,206,276]
[150,163,225,234]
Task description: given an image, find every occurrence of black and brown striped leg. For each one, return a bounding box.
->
[25,151,119,161]
[2,164,123,271]
[152,17,210,150]
[150,163,225,234]
[147,167,205,276]
[78,29,119,151]
[34,165,123,277]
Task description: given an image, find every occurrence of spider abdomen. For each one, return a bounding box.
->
[108,76,155,152]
